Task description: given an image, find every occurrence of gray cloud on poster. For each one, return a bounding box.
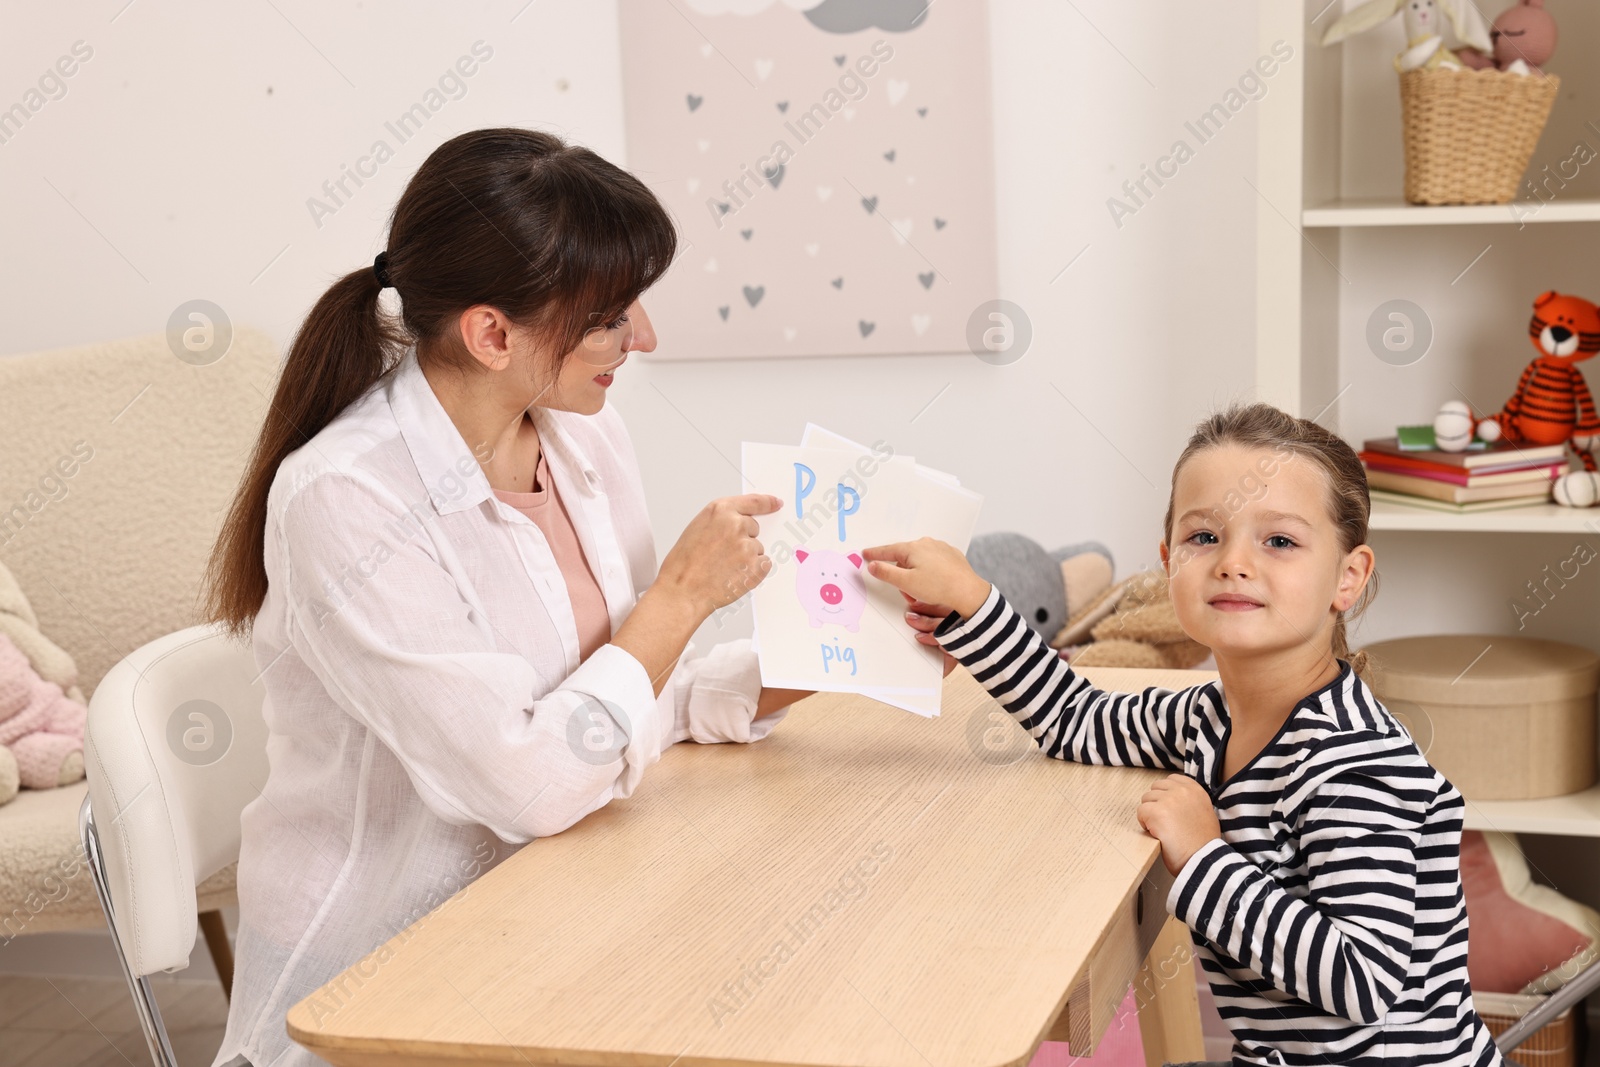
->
[802,0,929,33]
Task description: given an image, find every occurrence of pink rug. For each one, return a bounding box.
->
[1027,957,1229,1066]
[1027,989,1145,1067]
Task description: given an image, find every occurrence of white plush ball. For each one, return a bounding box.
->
[1434,401,1474,452]
[1553,471,1600,508]
[1476,418,1501,442]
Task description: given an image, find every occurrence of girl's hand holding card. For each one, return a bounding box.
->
[861,538,992,621]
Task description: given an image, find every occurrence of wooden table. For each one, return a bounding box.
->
[287,665,1214,1067]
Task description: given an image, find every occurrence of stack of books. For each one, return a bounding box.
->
[1361,426,1569,514]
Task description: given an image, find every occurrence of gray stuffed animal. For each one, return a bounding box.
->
[965,532,1115,644]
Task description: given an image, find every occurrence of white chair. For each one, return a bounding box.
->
[80,624,269,1067]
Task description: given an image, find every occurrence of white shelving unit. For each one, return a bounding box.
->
[1256,5,1600,836]
[1370,498,1600,533]
[1465,785,1600,837]
[1304,197,1600,228]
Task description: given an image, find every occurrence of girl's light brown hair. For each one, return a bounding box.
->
[203,127,676,636]
[1161,401,1378,680]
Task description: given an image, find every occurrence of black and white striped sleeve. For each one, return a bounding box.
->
[934,584,1189,771]
[1169,731,1431,1026]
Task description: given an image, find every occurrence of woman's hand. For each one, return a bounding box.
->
[615,494,781,699]
[900,593,960,678]
[1136,774,1221,876]
[658,493,783,618]
[862,538,991,621]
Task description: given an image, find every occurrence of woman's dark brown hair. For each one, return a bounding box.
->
[1161,401,1379,680]
[204,127,676,635]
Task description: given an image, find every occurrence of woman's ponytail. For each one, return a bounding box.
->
[203,266,403,636]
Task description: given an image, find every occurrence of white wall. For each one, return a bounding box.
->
[0,0,1264,648]
[0,0,1263,983]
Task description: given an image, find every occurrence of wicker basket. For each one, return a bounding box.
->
[1398,67,1560,205]
[1476,990,1578,1066]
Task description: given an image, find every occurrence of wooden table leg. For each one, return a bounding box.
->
[199,909,234,1001]
[1135,918,1206,1067]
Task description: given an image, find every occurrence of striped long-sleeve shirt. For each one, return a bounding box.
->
[935,585,1504,1067]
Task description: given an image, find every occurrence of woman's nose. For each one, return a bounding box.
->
[624,300,657,354]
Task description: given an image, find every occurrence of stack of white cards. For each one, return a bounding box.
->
[743,425,983,717]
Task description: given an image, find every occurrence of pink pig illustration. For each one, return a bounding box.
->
[793,548,867,632]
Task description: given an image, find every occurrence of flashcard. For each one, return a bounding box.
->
[799,426,982,547]
[743,441,928,693]
[801,424,962,488]
[793,426,983,717]
[742,432,983,715]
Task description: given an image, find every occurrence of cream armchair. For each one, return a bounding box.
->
[0,326,277,987]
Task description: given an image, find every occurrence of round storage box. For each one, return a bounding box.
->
[1364,635,1600,801]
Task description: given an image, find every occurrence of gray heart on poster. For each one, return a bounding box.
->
[718,306,730,321]
[831,277,844,289]
[776,101,789,112]
[715,201,732,216]
[918,271,935,289]
[934,217,946,229]
[744,285,765,307]
[859,320,875,337]
[861,195,878,214]
[762,161,785,188]
[741,229,753,240]
[918,107,928,117]
[687,93,703,112]
[834,54,847,65]
[884,149,896,162]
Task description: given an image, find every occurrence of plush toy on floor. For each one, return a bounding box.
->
[1433,290,1600,507]
[1321,0,1493,72]
[963,534,1215,671]
[1458,0,1558,75]
[1069,570,1213,671]
[964,533,1119,645]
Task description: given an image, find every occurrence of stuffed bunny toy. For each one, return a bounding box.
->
[1458,0,1558,75]
[0,631,86,797]
[1322,0,1494,72]
[0,560,88,802]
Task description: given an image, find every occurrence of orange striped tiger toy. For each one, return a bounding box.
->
[1465,291,1600,506]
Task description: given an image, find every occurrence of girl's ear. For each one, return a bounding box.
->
[1335,544,1377,611]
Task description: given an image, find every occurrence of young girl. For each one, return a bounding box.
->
[864,402,1505,1066]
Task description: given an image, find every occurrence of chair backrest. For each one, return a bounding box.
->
[0,327,278,696]
[85,624,269,976]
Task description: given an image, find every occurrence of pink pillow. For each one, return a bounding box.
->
[1463,830,1597,994]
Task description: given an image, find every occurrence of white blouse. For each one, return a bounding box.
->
[211,347,786,1067]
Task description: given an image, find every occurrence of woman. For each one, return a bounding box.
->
[203,127,809,1067]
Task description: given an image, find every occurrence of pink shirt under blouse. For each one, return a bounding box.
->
[491,449,612,663]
